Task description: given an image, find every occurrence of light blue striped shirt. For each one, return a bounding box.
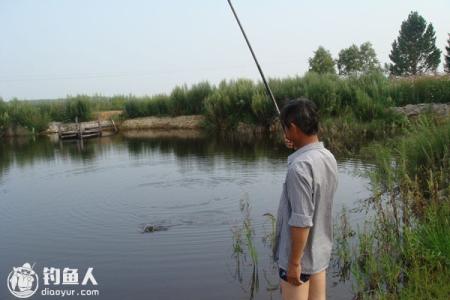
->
[273,141,338,274]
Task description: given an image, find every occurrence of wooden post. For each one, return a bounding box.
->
[98,116,102,137]
[111,118,117,132]
[76,116,82,139]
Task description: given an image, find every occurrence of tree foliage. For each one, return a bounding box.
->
[389,11,441,76]
[308,46,336,74]
[359,42,380,73]
[445,34,450,74]
[337,42,380,75]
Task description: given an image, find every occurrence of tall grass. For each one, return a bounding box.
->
[389,75,450,106]
[7,99,51,132]
[231,194,260,299]
[123,95,171,118]
[1,73,449,136]
[122,82,213,118]
[335,116,450,299]
[0,99,9,136]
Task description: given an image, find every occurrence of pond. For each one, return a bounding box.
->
[0,131,373,300]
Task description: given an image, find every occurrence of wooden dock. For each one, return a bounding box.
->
[58,117,118,140]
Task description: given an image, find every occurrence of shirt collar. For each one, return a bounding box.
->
[287,141,324,165]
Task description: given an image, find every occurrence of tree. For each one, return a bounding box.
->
[389,11,441,76]
[445,34,450,74]
[359,42,380,73]
[337,45,361,75]
[337,42,380,75]
[308,46,336,74]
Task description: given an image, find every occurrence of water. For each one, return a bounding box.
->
[0,132,373,299]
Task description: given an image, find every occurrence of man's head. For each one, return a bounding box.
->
[280,98,319,147]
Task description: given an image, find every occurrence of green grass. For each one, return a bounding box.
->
[1,73,449,137]
[335,116,450,299]
[231,194,260,299]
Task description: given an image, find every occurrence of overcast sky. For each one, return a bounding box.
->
[0,0,449,100]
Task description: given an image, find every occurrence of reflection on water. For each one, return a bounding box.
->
[0,132,373,300]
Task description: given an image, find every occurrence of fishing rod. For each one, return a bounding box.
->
[226,0,280,115]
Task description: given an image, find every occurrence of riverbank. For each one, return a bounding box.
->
[3,102,450,156]
[119,115,205,130]
[334,115,450,299]
[1,73,449,139]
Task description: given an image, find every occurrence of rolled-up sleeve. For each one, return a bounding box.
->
[286,163,314,228]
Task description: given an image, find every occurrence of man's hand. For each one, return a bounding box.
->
[287,261,302,286]
[284,136,295,149]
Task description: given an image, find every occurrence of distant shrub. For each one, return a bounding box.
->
[389,75,450,106]
[204,90,233,130]
[251,92,274,126]
[2,74,449,136]
[185,81,213,115]
[0,99,9,135]
[7,99,51,132]
[64,96,92,122]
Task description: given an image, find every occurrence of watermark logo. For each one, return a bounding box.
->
[7,262,99,298]
[7,262,39,298]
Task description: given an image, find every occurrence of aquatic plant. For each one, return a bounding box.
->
[335,116,450,298]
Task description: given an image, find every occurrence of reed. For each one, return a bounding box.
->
[2,73,449,137]
[335,116,450,299]
[0,99,9,136]
[230,194,260,299]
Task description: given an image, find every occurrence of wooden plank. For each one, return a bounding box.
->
[80,133,101,138]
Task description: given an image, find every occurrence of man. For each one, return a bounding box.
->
[273,98,338,300]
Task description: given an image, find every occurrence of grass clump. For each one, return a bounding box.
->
[335,116,450,299]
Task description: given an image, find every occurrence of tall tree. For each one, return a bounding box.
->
[337,44,361,75]
[389,11,441,76]
[308,46,336,74]
[445,34,450,74]
[337,42,380,75]
[359,42,380,73]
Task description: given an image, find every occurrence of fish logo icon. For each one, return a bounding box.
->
[7,262,39,298]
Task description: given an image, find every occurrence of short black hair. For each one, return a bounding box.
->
[280,98,319,135]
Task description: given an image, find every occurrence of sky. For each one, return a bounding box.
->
[0,0,449,100]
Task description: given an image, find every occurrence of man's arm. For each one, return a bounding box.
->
[287,226,310,286]
[285,163,314,286]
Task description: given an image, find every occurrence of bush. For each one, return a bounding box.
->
[64,96,92,122]
[204,90,233,130]
[389,75,450,105]
[251,92,275,126]
[303,72,340,116]
[169,85,189,116]
[353,89,387,121]
[7,99,51,132]
[0,98,9,135]
[220,79,256,120]
[185,81,213,115]
[146,95,170,116]
[124,97,144,118]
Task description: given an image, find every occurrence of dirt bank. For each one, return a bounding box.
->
[121,129,205,139]
[392,103,450,118]
[119,115,205,130]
